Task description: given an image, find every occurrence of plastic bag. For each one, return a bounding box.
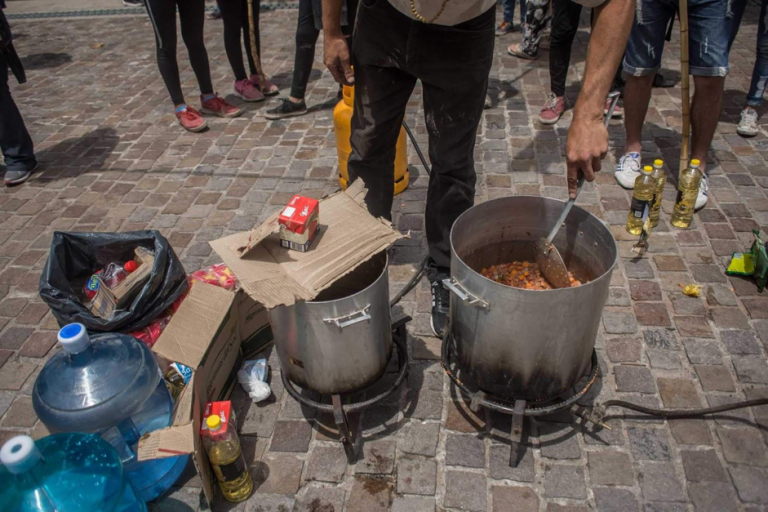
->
[188,263,237,290]
[39,231,188,333]
[237,359,271,403]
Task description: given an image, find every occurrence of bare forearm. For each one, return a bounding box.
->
[322,0,344,37]
[573,0,634,122]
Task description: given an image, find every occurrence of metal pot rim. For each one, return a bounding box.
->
[306,252,389,305]
[449,195,618,294]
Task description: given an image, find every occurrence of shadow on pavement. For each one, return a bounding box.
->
[22,52,73,71]
[31,127,120,183]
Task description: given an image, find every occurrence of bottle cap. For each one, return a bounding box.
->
[691,159,701,166]
[206,415,222,431]
[124,260,138,273]
[0,435,41,475]
[58,323,90,354]
[654,159,663,167]
[641,165,653,174]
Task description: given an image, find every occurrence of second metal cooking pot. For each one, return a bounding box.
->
[270,252,392,395]
[447,196,617,401]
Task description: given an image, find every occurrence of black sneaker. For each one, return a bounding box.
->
[123,0,143,6]
[430,278,450,339]
[265,98,308,120]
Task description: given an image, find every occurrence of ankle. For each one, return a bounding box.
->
[288,96,304,104]
[202,93,216,102]
[175,103,187,113]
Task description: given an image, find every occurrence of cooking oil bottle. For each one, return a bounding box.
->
[649,159,666,227]
[671,159,703,229]
[626,165,655,235]
[202,402,253,502]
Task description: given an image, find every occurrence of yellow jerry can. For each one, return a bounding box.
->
[333,85,409,195]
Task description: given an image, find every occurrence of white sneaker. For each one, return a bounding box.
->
[737,107,759,137]
[695,173,708,211]
[615,152,642,189]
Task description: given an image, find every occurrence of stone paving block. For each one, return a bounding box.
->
[606,337,642,362]
[669,293,707,316]
[538,421,581,460]
[706,395,754,427]
[694,365,735,391]
[407,386,444,420]
[656,378,701,408]
[593,487,639,512]
[396,455,436,496]
[710,307,751,330]
[491,486,539,512]
[639,462,685,502]
[0,361,36,390]
[305,445,348,483]
[292,486,346,512]
[654,255,686,272]
[268,420,312,453]
[720,330,762,355]
[705,284,738,306]
[728,467,768,503]
[489,443,535,482]
[346,476,393,512]
[443,471,487,512]
[647,350,682,370]
[688,482,739,512]
[253,455,303,495]
[355,440,395,475]
[624,259,655,279]
[674,316,714,338]
[680,449,727,482]
[630,281,662,301]
[643,329,679,350]
[391,496,435,512]
[615,365,656,393]
[717,427,768,466]
[445,399,486,433]
[0,396,36,428]
[627,427,672,461]
[634,303,672,327]
[682,339,722,365]
[18,331,57,358]
[603,310,639,334]
[544,465,586,499]
[606,287,631,307]
[399,421,440,457]
[587,451,634,486]
[731,355,768,383]
[445,433,486,468]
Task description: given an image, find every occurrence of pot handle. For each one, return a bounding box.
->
[324,305,372,329]
[443,278,490,311]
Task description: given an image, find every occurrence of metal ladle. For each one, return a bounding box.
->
[534,91,620,289]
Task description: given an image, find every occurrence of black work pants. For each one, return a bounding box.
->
[0,53,35,172]
[549,0,581,97]
[349,0,495,271]
[220,0,261,81]
[143,0,213,105]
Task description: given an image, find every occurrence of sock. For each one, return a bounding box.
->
[202,93,216,102]
[175,104,187,113]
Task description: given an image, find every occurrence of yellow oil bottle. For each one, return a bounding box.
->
[671,159,703,229]
[202,406,253,502]
[334,84,409,195]
[626,165,655,235]
[649,159,666,227]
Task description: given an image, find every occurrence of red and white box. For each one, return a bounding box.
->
[278,195,319,252]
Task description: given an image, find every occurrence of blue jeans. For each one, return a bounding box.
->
[746,0,768,106]
[502,0,526,23]
[624,0,730,77]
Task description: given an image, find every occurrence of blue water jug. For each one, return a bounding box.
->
[32,323,188,501]
[0,433,147,511]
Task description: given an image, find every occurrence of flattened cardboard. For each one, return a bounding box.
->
[210,181,404,309]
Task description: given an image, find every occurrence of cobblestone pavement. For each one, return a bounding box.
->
[2,3,768,511]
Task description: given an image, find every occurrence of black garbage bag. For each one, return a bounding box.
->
[39,231,188,333]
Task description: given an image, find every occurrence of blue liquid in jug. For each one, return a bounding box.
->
[0,432,147,512]
[32,324,189,501]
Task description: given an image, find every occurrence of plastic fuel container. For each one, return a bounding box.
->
[31,323,189,501]
[0,433,147,512]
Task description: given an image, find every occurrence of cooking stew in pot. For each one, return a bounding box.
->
[481,260,583,290]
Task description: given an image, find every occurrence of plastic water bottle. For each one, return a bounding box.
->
[0,433,147,512]
[32,324,189,502]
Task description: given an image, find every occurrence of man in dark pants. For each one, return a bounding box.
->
[323,0,633,337]
[0,6,36,186]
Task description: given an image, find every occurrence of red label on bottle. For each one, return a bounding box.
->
[202,401,232,436]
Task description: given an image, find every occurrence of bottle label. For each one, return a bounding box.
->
[202,401,232,436]
[213,454,247,483]
[171,362,192,384]
[630,198,650,218]
[675,190,689,212]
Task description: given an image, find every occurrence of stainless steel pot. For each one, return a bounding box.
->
[447,196,617,401]
[270,252,392,395]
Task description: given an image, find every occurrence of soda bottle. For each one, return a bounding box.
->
[164,362,192,402]
[649,159,666,227]
[626,165,655,235]
[671,159,703,229]
[202,402,253,502]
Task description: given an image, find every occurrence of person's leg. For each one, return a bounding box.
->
[347,0,416,219]
[690,77,725,167]
[176,0,214,96]
[219,0,248,81]
[0,53,36,185]
[143,0,185,106]
[503,0,514,24]
[745,1,768,108]
[548,0,581,98]
[508,0,549,58]
[519,0,527,24]
[727,0,748,51]
[242,0,260,74]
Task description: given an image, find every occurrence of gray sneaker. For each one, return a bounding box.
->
[737,107,759,137]
[4,162,37,186]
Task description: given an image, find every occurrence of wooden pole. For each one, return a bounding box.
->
[246,0,265,81]
[679,0,690,172]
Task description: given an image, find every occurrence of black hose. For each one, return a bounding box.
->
[603,398,768,419]
[402,121,431,175]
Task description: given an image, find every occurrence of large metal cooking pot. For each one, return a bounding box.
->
[447,196,617,401]
[270,252,392,395]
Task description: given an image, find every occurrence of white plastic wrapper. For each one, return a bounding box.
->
[237,359,271,403]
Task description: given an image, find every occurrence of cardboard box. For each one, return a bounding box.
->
[137,281,272,504]
[209,181,404,309]
[89,247,155,319]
